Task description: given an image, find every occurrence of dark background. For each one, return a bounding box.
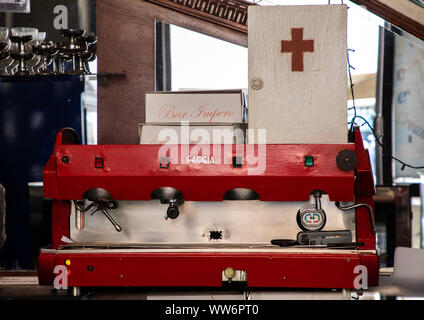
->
[0,0,96,41]
[0,0,96,269]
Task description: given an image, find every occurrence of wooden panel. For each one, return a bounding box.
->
[144,0,250,33]
[97,0,248,144]
[248,5,347,144]
[351,0,424,41]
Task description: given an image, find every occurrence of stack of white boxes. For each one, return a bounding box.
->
[140,90,247,145]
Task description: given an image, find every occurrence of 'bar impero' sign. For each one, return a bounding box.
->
[248,5,348,144]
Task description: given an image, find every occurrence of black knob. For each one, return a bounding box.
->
[336,149,358,171]
[166,205,179,220]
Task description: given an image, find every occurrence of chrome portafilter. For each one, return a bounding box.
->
[76,32,97,74]
[0,28,10,74]
[27,32,46,75]
[0,42,8,60]
[9,35,34,76]
[0,43,10,75]
[33,41,59,75]
[0,44,13,76]
[85,43,97,73]
[61,29,86,74]
[56,41,74,74]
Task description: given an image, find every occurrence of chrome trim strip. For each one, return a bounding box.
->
[41,247,377,255]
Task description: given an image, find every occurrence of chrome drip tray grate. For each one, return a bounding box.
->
[58,242,280,250]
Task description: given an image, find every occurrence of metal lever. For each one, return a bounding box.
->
[335,201,376,235]
[100,208,122,232]
[75,197,122,232]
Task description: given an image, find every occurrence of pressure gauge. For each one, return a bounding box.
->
[296,203,326,231]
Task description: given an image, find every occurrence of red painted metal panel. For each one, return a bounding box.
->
[45,143,355,201]
[360,254,380,287]
[353,130,376,250]
[49,252,367,289]
[43,156,58,199]
[51,200,71,249]
[38,251,55,286]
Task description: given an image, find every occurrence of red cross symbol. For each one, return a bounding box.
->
[281,28,314,72]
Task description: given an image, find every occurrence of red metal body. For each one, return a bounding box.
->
[38,127,378,289]
[39,251,378,288]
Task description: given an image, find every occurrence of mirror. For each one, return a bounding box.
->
[155,20,248,91]
[391,30,424,180]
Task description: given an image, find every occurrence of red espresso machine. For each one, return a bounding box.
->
[38,126,378,292]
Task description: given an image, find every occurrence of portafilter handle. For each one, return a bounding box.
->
[100,208,122,232]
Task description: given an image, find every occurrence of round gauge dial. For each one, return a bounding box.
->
[296,204,326,231]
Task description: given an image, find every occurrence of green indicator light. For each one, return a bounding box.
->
[304,156,314,167]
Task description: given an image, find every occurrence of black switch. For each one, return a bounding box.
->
[233,156,242,168]
[159,157,170,169]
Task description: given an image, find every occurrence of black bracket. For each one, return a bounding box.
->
[95,157,104,169]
